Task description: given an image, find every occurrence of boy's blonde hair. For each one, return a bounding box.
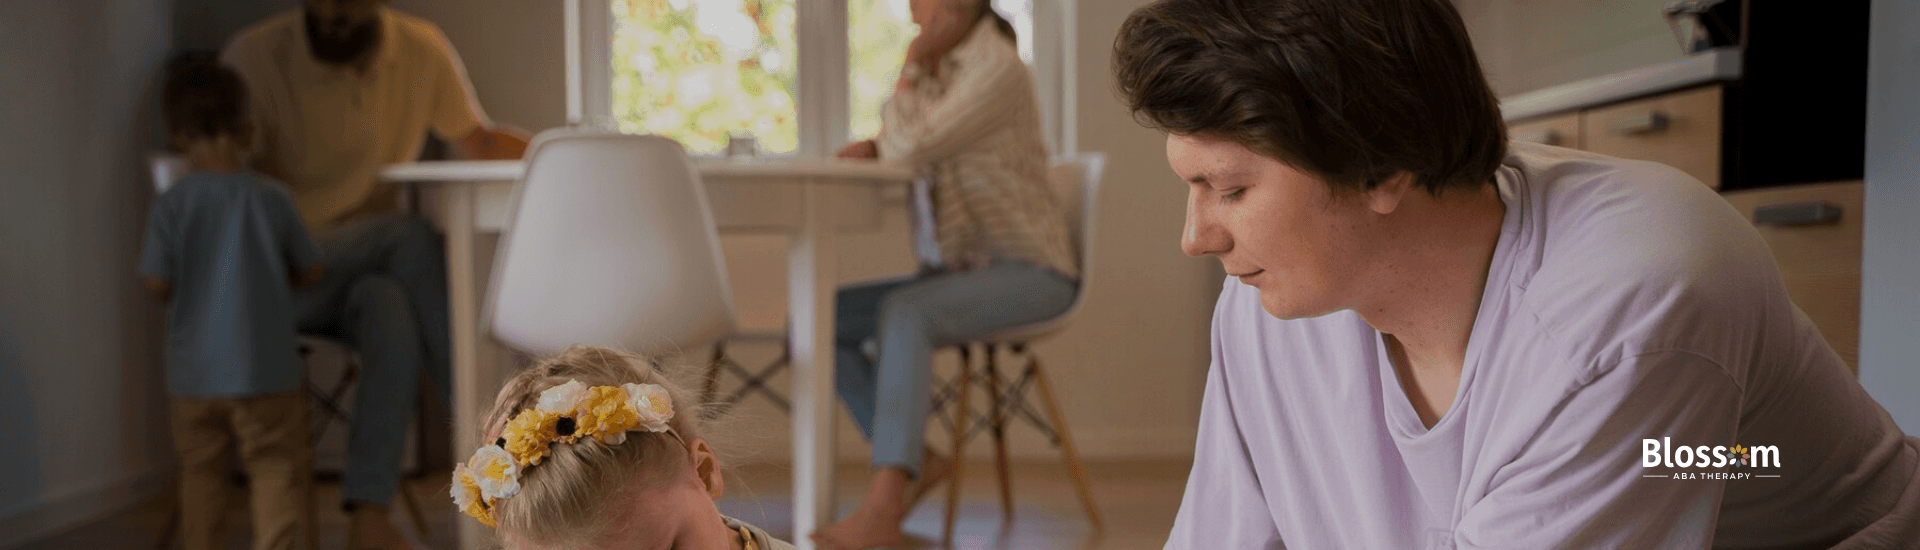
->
[479,345,709,548]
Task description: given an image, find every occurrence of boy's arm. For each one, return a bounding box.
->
[138,198,174,303]
[142,276,172,302]
[267,182,325,289]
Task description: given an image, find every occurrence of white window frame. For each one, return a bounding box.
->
[566,0,1075,157]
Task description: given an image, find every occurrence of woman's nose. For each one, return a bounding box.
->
[1181,190,1228,257]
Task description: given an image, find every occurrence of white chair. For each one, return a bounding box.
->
[931,152,1107,543]
[486,129,737,359]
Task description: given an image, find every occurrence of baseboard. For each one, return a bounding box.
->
[0,467,171,548]
[823,423,1198,462]
[961,425,1198,461]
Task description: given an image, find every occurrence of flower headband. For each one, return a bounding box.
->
[451,379,679,527]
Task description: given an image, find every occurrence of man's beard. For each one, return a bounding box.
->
[305,9,381,66]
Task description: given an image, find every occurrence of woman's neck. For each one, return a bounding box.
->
[1354,182,1507,375]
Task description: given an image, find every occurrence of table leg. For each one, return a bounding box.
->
[445,185,492,550]
[790,182,838,549]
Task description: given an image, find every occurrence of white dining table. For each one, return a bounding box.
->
[380,158,913,550]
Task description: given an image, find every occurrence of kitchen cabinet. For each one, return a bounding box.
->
[1508,113,1580,150]
[1580,85,1723,189]
[1508,82,1862,374]
[1721,181,1864,373]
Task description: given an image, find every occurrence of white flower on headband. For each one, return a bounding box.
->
[450,464,478,510]
[469,445,521,501]
[536,379,590,414]
[624,383,675,432]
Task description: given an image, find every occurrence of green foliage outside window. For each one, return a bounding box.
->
[611,0,800,154]
[610,0,913,155]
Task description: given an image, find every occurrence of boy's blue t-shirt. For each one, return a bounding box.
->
[139,171,320,398]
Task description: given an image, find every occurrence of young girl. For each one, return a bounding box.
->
[452,346,795,550]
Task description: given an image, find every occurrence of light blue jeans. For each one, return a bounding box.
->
[834,259,1076,477]
[292,214,450,508]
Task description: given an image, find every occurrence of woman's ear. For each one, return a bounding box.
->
[688,438,724,500]
[1363,171,1417,215]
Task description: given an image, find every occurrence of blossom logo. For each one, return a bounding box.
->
[1641,437,1781,480]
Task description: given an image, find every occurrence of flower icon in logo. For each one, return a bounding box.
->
[1730,445,1748,467]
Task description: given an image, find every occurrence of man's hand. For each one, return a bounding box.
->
[836,139,879,159]
[457,126,531,160]
[292,264,326,290]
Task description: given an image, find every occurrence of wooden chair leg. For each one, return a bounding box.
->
[942,345,973,547]
[399,464,430,538]
[1029,357,1102,530]
[701,344,725,411]
[157,499,179,550]
[986,345,1015,522]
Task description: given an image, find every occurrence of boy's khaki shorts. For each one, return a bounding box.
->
[170,392,314,550]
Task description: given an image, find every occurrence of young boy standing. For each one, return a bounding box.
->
[140,58,326,550]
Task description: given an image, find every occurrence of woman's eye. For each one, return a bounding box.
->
[1220,188,1246,202]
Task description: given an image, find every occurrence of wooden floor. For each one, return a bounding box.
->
[18,458,1191,550]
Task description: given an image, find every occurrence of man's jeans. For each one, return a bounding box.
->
[294,214,450,507]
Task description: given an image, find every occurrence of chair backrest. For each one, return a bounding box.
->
[486,129,738,357]
[1048,151,1105,320]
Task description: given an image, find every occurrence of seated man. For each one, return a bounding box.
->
[1112,0,1920,547]
[222,0,526,548]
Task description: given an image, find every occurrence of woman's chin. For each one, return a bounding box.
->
[1257,292,1333,321]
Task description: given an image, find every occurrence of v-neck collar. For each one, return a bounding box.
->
[1377,162,1530,440]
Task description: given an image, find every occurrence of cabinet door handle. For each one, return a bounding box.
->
[1513,129,1564,146]
[1607,110,1669,135]
[1753,201,1843,226]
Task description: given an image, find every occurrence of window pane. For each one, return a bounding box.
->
[612,0,799,155]
[847,0,1035,142]
[848,0,913,142]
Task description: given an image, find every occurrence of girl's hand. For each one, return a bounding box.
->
[836,139,879,159]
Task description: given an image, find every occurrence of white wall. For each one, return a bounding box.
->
[1859,0,1920,433]
[407,0,1215,462]
[0,0,176,545]
[1453,0,1685,98]
[394,0,570,133]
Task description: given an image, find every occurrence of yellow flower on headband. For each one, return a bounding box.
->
[502,409,561,465]
[458,380,681,529]
[577,385,641,444]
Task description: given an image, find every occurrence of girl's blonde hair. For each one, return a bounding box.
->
[479,345,709,548]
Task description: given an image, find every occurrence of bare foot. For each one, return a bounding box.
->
[811,468,913,550]
[809,512,907,550]
[905,452,953,508]
[347,505,429,550]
